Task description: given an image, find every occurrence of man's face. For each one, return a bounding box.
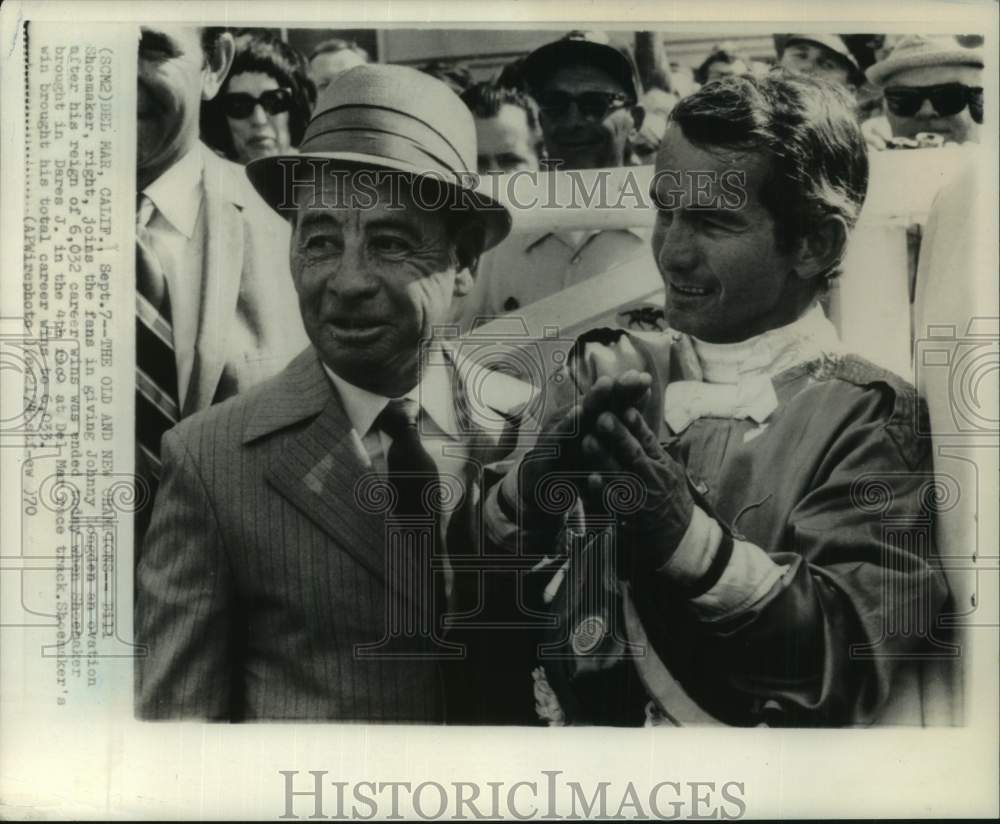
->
[705,58,749,82]
[309,50,366,95]
[650,126,803,343]
[780,41,853,88]
[884,64,982,144]
[474,104,540,173]
[535,64,634,170]
[291,173,471,395]
[138,25,225,186]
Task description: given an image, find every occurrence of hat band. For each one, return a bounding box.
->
[301,103,471,176]
[298,128,472,190]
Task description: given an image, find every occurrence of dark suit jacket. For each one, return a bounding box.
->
[135,346,537,722]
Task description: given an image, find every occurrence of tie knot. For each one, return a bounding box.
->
[376,398,420,440]
[137,193,155,229]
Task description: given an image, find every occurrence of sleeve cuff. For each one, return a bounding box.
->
[656,505,723,584]
[690,540,788,620]
[655,506,788,620]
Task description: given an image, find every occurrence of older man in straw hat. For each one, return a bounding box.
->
[136,64,539,722]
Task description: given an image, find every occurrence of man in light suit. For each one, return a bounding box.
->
[135,24,307,538]
[136,65,539,722]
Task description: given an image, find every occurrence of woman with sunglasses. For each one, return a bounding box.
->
[201,29,316,165]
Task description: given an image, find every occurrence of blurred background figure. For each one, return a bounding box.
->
[307,38,369,94]
[461,81,544,173]
[694,41,752,84]
[775,34,864,91]
[520,30,645,170]
[668,61,701,97]
[418,59,474,95]
[864,34,983,149]
[632,31,679,164]
[201,29,315,165]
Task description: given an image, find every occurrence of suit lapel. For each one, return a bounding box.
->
[185,149,245,415]
[260,351,391,586]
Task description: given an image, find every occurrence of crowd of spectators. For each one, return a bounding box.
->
[196,29,983,169]
[186,26,986,346]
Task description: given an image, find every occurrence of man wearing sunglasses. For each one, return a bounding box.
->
[865,34,984,148]
[521,31,645,171]
[453,32,652,330]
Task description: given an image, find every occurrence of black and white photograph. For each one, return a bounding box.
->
[1,0,997,819]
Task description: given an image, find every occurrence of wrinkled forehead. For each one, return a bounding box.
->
[886,64,983,88]
[542,63,626,95]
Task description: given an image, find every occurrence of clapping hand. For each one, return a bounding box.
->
[579,370,694,570]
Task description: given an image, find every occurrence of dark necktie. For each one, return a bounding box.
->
[376,399,441,517]
[375,398,450,626]
[135,193,180,480]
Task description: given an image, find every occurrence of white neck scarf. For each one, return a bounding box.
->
[664,303,842,433]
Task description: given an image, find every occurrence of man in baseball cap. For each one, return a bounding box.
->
[136,64,538,723]
[866,34,984,146]
[776,34,864,90]
[520,30,645,170]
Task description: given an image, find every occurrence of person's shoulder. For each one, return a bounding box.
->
[169,356,312,456]
[200,144,287,222]
[795,353,930,469]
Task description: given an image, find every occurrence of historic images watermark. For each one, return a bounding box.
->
[278,770,747,820]
[275,162,749,214]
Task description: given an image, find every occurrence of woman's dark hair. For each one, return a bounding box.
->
[201,29,315,161]
[668,69,869,283]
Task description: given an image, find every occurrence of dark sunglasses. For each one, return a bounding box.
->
[884,83,983,119]
[535,90,631,121]
[221,88,293,119]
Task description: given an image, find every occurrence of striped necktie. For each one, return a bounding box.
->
[135,194,180,481]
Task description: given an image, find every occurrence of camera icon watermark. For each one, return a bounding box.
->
[913,317,999,438]
[421,317,576,439]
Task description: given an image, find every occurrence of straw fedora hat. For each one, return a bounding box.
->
[246,63,512,252]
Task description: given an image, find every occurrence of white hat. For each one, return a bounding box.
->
[866,34,984,86]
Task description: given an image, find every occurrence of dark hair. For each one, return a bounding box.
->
[461,82,542,134]
[668,70,868,283]
[200,29,316,160]
[496,57,527,92]
[460,81,546,169]
[308,37,369,63]
[693,48,749,85]
[200,26,227,60]
[418,60,474,95]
